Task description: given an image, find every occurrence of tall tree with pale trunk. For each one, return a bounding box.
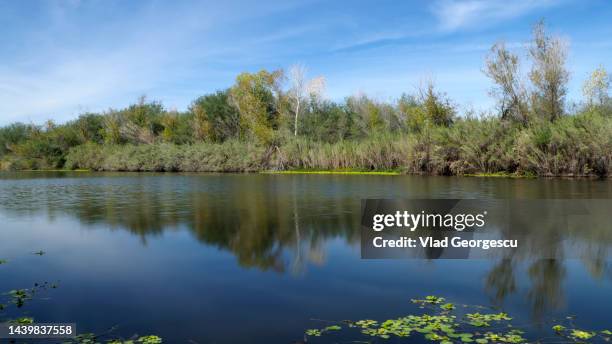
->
[288,64,326,136]
[528,20,569,122]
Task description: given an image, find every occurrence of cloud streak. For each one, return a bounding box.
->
[0,0,607,125]
[0,0,313,125]
[431,0,562,32]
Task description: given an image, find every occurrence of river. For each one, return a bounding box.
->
[0,172,610,343]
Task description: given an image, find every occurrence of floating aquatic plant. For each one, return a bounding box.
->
[9,289,30,307]
[465,311,511,327]
[137,335,163,344]
[549,323,611,342]
[0,259,7,265]
[412,295,446,305]
[571,330,596,340]
[441,303,456,311]
[66,333,162,344]
[4,281,57,308]
[304,296,609,343]
[7,317,34,324]
[305,326,341,337]
[67,333,97,344]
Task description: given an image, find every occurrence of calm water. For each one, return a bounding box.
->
[0,173,611,343]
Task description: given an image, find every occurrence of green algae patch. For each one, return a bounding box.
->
[463,172,536,178]
[262,169,402,175]
[19,169,91,172]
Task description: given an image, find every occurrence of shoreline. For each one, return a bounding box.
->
[2,169,608,179]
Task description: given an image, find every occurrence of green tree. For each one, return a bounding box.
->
[190,90,240,142]
[229,70,284,144]
[419,81,455,127]
[398,94,427,132]
[119,96,165,144]
[583,66,610,107]
[70,113,105,144]
[484,42,529,124]
[102,112,122,144]
[346,95,384,136]
[161,111,180,143]
[0,123,30,156]
[301,100,353,142]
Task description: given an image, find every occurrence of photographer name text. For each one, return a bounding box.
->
[372,236,518,250]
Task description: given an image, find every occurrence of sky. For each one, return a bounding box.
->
[1,0,611,125]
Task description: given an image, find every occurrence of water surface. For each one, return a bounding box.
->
[0,173,610,343]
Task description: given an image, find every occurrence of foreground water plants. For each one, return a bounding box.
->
[304,296,611,343]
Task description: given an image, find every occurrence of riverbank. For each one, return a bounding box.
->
[1,111,611,177]
[1,168,600,179]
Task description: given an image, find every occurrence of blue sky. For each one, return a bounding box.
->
[1,0,611,125]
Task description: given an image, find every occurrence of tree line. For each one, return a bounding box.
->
[1,21,611,176]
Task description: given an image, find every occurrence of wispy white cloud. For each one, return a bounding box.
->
[330,0,544,54]
[0,49,166,124]
[0,2,207,124]
[0,0,607,124]
[431,0,563,32]
[0,0,314,125]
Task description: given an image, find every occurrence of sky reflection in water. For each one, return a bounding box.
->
[0,173,610,343]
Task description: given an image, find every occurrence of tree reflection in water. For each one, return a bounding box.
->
[0,173,610,319]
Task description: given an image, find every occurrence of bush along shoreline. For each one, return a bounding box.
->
[59,113,611,177]
[1,22,611,177]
